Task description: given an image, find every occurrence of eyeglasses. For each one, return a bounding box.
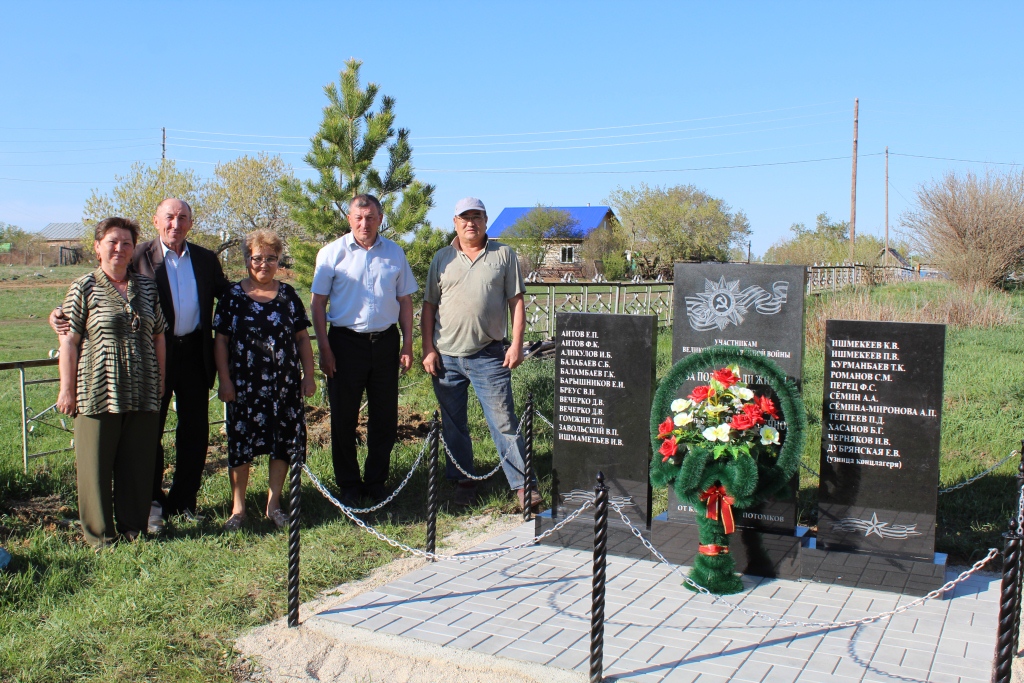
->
[249,256,279,265]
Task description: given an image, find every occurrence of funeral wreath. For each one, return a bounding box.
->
[650,346,806,595]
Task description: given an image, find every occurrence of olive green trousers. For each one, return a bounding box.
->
[74,411,160,546]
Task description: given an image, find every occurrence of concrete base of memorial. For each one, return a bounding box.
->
[800,541,948,597]
[293,519,998,683]
[650,515,807,581]
[536,509,652,559]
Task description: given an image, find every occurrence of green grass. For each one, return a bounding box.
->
[0,276,555,682]
[1,276,1022,680]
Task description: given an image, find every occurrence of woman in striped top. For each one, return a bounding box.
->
[57,217,167,546]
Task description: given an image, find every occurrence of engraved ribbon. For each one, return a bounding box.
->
[699,484,736,534]
[685,279,789,331]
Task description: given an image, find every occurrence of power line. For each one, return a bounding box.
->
[410,101,845,140]
[0,137,155,144]
[0,159,156,168]
[418,150,885,175]
[166,128,308,139]
[0,126,159,132]
[890,152,1022,166]
[0,144,156,155]
[412,110,848,148]
[167,136,309,148]
[0,176,118,184]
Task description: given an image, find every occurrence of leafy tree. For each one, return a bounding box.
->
[580,219,629,279]
[763,212,904,265]
[208,153,299,241]
[606,183,750,277]
[500,205,581,272]
[0,221,35,250]
[83,161,213,239]
[281,59,435,286]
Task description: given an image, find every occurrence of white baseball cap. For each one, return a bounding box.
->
[454,197,486,216]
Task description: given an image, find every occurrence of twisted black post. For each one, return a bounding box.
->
[287,449,302,628]
[994,517,1021,683]
[426,410,440,561]
[590,471,608,683]
[522,392,536,522]
[1014,443,1024,654]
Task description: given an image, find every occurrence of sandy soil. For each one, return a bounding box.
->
[233,513,586,683]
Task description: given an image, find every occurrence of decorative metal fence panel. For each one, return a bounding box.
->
[523,283,674,336]
[525,264,928,337]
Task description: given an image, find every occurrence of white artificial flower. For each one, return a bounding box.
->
[760,426,780,445]
[734,387,754,400]
[703,423,731,442]
[670,398,692,413]
[674,412,693,427]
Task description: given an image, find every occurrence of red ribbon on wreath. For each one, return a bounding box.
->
[698,544,730,556]
[699,484,736,534]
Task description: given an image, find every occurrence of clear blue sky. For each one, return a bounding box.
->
[2,1,1022,255]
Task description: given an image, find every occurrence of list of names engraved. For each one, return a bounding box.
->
[556,328,625,447]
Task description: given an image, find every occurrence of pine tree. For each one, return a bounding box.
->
[281,59,436,286]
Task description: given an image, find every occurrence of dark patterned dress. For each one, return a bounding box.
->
[213,282,311,467]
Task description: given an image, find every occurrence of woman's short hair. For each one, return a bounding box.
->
[245,229,285,257]
[94,217,140,245]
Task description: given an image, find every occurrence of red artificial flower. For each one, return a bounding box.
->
[742,403,766,425]
[730,413,757,431]
[689,385,713,402]
[657,417,675,439]
[755,395,780,419]
[712,367,740,388]
[659,436,678,462]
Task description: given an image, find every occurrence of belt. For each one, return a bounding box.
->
[333,324,396,342]
[171,329,205,345]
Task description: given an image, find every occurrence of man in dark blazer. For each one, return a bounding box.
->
[135,198,230,527]
[53,198,229,531]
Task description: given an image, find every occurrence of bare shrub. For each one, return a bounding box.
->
[900,170,1024,289]
[806,287,1018,348]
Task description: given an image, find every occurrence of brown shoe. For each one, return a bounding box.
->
[516,488,543,511]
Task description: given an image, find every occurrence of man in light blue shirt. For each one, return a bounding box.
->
[161,240,200,336]
[310,194,417,505]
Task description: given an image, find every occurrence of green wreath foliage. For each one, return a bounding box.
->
[648,346,807,595]
[649,345,806,503]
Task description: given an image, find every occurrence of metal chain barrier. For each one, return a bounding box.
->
[940,450,1021,495]
[303,433,431,514]
[441,419,524,482]
[610,503,998,630]
[303,462,592,562]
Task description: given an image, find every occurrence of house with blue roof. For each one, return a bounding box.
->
[486,205,616,277]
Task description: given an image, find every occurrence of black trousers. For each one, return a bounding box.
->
[327,324,399,491]
[152,331,210,515]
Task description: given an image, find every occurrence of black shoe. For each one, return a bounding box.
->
[364,483,388,504]
[339,487,361,509]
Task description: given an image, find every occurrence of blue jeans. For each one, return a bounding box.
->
[432,342,527,490]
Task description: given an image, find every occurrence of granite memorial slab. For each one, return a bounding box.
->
[666,262,807,530]
[815,319,945,561]
[657,263,806,554]
[537,312,657,558]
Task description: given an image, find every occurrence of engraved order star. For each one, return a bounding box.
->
[862,512,888,538]
[691,277,746,330]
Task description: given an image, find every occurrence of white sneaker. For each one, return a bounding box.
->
[147,502,165,535]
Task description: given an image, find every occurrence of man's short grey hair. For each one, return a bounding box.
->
[156,197,193,218]
[350,194,382,215]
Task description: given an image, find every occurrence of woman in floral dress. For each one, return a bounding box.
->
[214,230,315,530]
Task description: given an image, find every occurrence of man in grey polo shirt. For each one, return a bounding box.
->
[311,194,417,506]
[421,197,539,510]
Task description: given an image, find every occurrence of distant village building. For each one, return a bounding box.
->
[486,206,615,278]
[36,222,86,265]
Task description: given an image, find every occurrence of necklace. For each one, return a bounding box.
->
[106,272,129,284]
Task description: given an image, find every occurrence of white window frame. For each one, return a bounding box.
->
[559,245,575,264]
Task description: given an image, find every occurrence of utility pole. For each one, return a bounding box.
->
[884,146,889,266]
[849,98,858,263]
[162,127,166,161]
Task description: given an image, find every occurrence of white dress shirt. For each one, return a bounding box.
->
[310,232,418,332]
[161,241,200,336]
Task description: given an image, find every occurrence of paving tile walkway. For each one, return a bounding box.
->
[313,520,999,682]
